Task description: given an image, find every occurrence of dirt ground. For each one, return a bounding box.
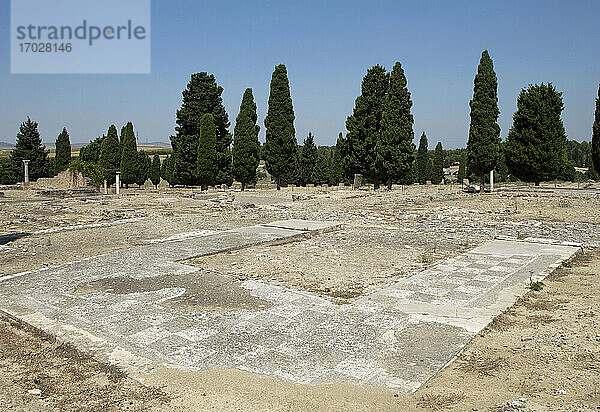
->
[1,183,599,410]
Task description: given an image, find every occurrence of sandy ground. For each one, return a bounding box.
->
[186,225,457,299]
[1,183,599,410]
[0,314,167,411]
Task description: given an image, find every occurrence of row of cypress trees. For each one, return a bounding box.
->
[168,65,298,190]
[414,135,445,185]
[337,51,600,190]
[79,122,161,188]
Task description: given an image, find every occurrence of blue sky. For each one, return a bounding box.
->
[1,0,599,149]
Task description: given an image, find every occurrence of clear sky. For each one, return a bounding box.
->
[1,0,599,149]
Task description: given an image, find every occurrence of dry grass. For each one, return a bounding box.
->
[522,298,566,311]
[526,313,556,324]
[456,355,508,377]
[416,393,465,410]
[486,313,517,332]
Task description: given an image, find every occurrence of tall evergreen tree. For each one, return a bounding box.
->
[120,122,139,187]
[505,83,568,185]
[54,127,71,175]
[312,147,332,185]
[150,154,161,188]
[99,125,120,185]
[263,64,297,189]
[457,152,466,185]
[343,65,389,186]
[161,154,176,187]
[415,132,431,184]
[160,154,168,181]
[80,136,103,163]
[299,132,318,186]
[10,117,49,181]
[331,139,344,185]
[196,113,218,190]
[232,88,260,190]
[171,72,231,186]
[377,62,415,190]
[592,83,600,179]
[135,150,151,187]
[432,142,445,184]
[496,143,509,182]
[467,50,501,193]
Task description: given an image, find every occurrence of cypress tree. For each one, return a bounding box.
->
[432,142,445,184]
[467,50,501,193]
[299,132,318,186]
[331,140,344,185]
[99,125,120,185]
[344,65,389,186]
[120,122,139,187]
[416,132,430,184]
[457,152,466,185]
[10,117,49,181]
[172,72,231,186]
[263,64,297,189]
[232,88,260,190]
[592,83,600,179]
[312,147,332,185]
[377,62,415,190]
[505,83,568,185]
[280,147,300,186]
[54,127,71,175]
[150,154,161,188]
[196,113,218,190]
[80,136,103,163]
[496,143,509,182]
[160,154,168,181]
[161,154,176,187]
[135,150,151,187]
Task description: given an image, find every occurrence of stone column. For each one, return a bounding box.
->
[103,180,108,194]
[115,172,121,195]
[22,160,30,183]
[353,174,363,190]
[490,170,494,192]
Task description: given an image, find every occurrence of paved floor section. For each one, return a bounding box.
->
[0,220,579,394]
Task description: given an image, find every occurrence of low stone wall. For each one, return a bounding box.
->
[34,169,91,189]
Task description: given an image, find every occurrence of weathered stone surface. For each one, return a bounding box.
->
[0,221,579,395]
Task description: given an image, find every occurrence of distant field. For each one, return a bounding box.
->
[0,145,171,159]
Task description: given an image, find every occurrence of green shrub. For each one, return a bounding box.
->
[68,159,105,188]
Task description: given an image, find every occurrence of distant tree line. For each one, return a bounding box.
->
[77,122,155,188]
[3,57,600,189]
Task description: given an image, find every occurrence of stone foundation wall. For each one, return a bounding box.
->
[35,170,91,189]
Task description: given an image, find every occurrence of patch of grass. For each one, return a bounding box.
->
[522,298,566,311]
[528,271,544,291]
[486,313,516,332]
[416,393,465,410]
[457,355,507,377]
[529,281,544,291]
[420,251,432,264]
[526,313,556,324]
[561,260,572,268]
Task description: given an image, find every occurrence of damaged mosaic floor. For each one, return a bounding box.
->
[0,220,580,395]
